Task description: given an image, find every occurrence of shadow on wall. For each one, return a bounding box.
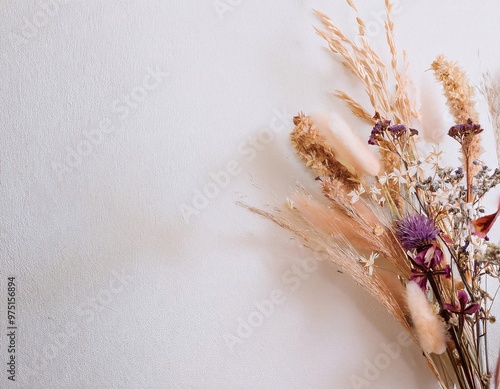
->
[228,127,437,388]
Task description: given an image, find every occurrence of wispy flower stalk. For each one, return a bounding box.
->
[315,113,381,177]
[482,73,500,166]
[431,55,483,203]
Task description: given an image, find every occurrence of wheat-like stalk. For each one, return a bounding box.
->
[431,55,483,203]
[291,113,359,189]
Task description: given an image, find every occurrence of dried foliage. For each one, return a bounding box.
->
[291,113,359,189]
[431,55,483,202]
[242,2,500,388]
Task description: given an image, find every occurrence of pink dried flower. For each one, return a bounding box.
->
[444,290,479,335]
[409,246,450,291]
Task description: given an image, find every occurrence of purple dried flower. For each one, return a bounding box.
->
[409,246,450,291]
[368,119,392,145]
[448,118,483,143]
[443,290,479,335]
[372,121,383,134]
[409,270,428,290]
[413,245,443,269]
[396,214,439,251]
[388,124,407,138]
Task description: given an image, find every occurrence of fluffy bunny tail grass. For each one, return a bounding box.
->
[406,281,447,355]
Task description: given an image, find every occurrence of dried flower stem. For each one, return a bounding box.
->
[431,55,482,203]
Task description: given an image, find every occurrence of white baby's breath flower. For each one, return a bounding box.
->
[369,185,381,196]
[433,189,448,204]
[359,252,378,275]
[348,190,360,204]
[469,235,486,252]
[348,183,365,204]
[407,163,420,178]
[378,172,391,185]
[389,168,407,184]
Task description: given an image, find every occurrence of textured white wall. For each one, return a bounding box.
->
[1,1,500,388]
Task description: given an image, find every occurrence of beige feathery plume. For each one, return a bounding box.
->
[291,113,358,189]
[291,192,409,313]
[237,199,409,330]
[419,73,447,144]
[431,55,479,124]
[431,55,483,202]
[293,187,411,278]
[314,113,381,177]
[406,281,447,355]
[291,193,377,251]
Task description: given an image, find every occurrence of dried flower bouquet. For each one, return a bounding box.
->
[242,1,500,388]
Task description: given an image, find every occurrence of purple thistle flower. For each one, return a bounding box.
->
[396,214,439,251]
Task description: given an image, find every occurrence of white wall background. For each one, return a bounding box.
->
[1,1,500,388]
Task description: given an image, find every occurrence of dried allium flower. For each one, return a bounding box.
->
[396,214,439,251]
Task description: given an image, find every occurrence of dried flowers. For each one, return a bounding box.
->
[243,1,500,388]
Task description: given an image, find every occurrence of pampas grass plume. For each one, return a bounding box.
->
[419,74,447,144]
[406,281,447,355]
[314,112,381,176]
